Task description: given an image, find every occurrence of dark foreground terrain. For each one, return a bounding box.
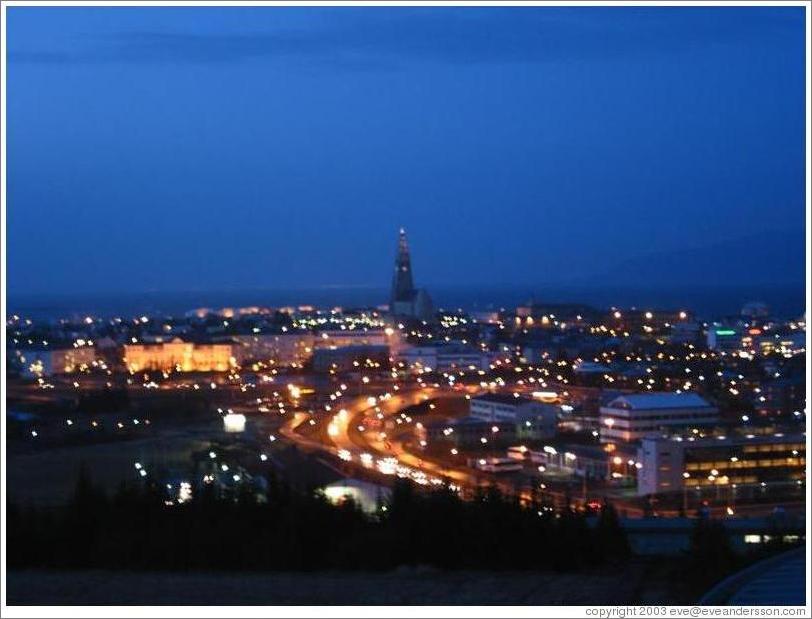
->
[7,562,692,605]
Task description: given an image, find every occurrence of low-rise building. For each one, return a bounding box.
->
[311,345,389,373]
[123,338,235,372]
[471,393,557,431]
[599,392,719,444]
[315,329,389,349]
[514,406,559,440]
[231,332,315,366]
[756,331,806,357]
[707,326,743,354]
[398,343,494,373]
[753,374,806,417]
[670,321,701,345]
[522,443,624,481]
[636,433,805,496]
[417,417,517,448]
[16,344,98,377]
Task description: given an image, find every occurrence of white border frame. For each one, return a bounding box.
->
[0,1,809,617]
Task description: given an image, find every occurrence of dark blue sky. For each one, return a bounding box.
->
[6,6,807,297]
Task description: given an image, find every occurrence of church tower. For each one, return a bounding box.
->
[389,228,434,321]
[390,228,415,307]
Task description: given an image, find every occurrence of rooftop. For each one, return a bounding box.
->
[605,392,713,411]
[472,393,533,406]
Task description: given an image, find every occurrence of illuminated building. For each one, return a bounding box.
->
[222,413,247,433]
[123,338,235,372]
[670,320,701,345]
[573,361,611,375]
[315,329,389,349]
[599,393,719,444]
[186,306,266,319]
[398,343,494,372]
[754,374,806,417]
[389,228,434,321]
[231,333,315,366]
[470,393,557,436]
[608,309,693,335]
[311,345,389,373]
[322,478,391,514]
[16,344,97,378]
[706,326,742,353]
[417,417,517,448]
[757,331,806,357]
[515,301,596,324]
[528,444,616,481]
[636,434,805,496]
[514,407,559,440]
[470,310,501,324]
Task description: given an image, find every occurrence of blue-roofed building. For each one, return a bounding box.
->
[600,392,719,444]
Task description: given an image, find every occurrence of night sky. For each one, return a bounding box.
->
[6,7,807,297]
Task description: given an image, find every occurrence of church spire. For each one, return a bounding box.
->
[391,228,415,306]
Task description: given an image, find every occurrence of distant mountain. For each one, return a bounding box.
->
[585,228,806,288]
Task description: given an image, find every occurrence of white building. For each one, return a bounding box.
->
[599,393,719,444]
[636,437,684,495]
[315,329,389,349]
[470,393,557,438]
[16,345,97,378]
[231,333,315,366]
[706,326,742,354]
[399,343,493,373]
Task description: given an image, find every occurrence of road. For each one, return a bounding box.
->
[279,384,479,488]
[278,379,806,519]
[279,383,563,500]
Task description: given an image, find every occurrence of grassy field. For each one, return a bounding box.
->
[7,562,695,605]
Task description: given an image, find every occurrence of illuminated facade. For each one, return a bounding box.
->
[600,393,719,444]
[637,434,805,496]
[311,345,389,373]
[706,327,742,353]
[470,393,558,437]
[17,345,97,377]
[231,333,315,366]
[315,329,389,349]
[756,331,806,357]
[398,343,494,372]
[123,338,234,372]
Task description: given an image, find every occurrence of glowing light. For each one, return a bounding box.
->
[223,413,247,433]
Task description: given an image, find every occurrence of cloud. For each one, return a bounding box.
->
[8,7,802,69]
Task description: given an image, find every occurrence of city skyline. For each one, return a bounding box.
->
[2,3,809,611]
[6,224,806,321]
[6,6,807,296]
